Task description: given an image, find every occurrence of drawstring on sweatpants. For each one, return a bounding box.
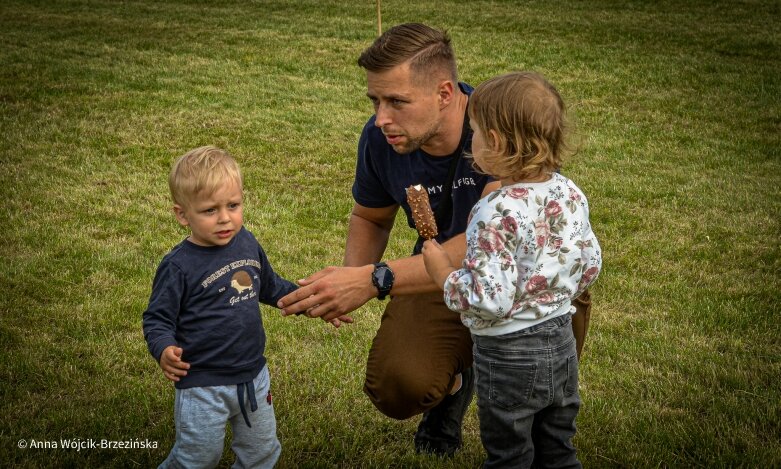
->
[236,380,258,427]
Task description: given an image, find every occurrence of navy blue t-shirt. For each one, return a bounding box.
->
[352,82,493,254]
[142,227,297,389]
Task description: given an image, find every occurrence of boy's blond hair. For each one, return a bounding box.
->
[468,71,570,181]
[169,146,243,207]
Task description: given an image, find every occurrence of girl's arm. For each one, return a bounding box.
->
[443,214,520,320]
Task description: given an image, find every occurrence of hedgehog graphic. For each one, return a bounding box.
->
[230,270,254,294]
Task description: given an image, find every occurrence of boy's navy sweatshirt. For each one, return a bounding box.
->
[142,227,297,389]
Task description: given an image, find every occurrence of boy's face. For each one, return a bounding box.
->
[174,179,244,247]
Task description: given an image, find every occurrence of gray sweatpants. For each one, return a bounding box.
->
[159,365,281,469]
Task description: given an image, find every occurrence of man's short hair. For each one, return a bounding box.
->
[358,23,458,85]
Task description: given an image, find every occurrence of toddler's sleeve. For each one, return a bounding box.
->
[443,212,520,321]
[142,260,185,362]
[256,244,298,307]
[575,197,602,295]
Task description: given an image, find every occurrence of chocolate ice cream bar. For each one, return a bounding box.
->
[406,184,438,240]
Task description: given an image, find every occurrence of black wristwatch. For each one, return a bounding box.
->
[371,262,395,300]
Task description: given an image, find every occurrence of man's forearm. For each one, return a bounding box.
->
[343,213,392,267]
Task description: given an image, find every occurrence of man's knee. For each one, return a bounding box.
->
[364,363,449,420]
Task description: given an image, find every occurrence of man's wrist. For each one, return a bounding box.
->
[371,262,395,300]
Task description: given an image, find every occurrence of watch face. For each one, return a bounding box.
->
[374,266,392,289]
[373,264,393,300]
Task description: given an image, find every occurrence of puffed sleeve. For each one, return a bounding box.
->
[575,207,602,295]
[443,205,521,320]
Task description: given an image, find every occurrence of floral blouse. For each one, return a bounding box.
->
[444,173,602,333]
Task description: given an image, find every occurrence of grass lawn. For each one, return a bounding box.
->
[1,0,779,467]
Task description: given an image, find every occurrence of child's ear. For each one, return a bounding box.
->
[173,204,189,227]
[487,129,502,151]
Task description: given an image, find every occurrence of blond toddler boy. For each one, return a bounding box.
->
[143,146,296,468]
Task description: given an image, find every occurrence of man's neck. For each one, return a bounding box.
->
[421,88,469,157]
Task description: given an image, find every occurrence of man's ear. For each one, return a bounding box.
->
[173,204,189,227]
[437,80,455,108]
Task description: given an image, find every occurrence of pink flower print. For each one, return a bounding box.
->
[579,266,599,289]
[544,200,563,218]
[536,291,555,304]
[548,236,563,250]
[507,187,529,199]
[477,225,505,254]
[569,188,581,202]
[464,257,481,270]
[499,250,514,266]
[526,275,548,294]
[534,219,550,248]
[445,276,470,311]
[500,215,518,234]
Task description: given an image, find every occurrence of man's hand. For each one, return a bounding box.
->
[159,346,190,382]
[422,239,456,289]
[278,265,377,322]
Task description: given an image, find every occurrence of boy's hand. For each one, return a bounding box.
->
[296,308,355,328]
[159,346,190,382]
[326,314,354,328]
[422,239,455,289]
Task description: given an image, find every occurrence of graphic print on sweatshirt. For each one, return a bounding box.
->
[200,258,263,307]
[228,269,257,306]
[231,270,254,294]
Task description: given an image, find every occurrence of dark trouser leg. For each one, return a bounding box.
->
[475,315,581,469]
[363,292,473,455]
[571,288,591,360]
[530,325,582,469]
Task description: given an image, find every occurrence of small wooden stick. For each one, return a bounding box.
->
[376,0,382,36]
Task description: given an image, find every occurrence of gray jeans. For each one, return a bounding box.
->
[473,314,581,469]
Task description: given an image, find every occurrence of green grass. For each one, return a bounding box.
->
[2,0,780,467]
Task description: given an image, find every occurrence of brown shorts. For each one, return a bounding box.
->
[363,289,592,420]
[572,288,592,359]
[363,291,473,420]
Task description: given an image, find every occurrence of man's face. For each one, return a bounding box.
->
[365,63,443,155]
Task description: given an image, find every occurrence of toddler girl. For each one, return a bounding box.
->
[423,71,601,468]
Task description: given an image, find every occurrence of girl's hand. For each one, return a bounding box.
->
[422,239,456,289]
